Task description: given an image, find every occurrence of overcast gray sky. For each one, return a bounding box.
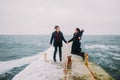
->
[0,0,120,35]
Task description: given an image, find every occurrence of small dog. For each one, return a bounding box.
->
[67,56,72,69]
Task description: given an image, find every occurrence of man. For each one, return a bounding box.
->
[50,25,67,62]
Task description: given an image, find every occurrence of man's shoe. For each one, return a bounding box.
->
[54,60,57,62]
[60,59,62,61]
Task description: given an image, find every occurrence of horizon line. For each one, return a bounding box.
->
[0,34,120,36]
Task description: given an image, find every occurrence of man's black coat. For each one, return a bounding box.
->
[50,31,67,47]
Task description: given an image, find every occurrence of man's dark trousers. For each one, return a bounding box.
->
[53,46,62,62]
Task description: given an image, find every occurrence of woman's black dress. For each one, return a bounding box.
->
[68,33,81,55]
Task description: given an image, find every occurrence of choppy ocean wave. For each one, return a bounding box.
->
[107,52,120,57]
[85,45,119,50]
[0,53,41,75]
[0,35,120,80]
[113,57,120,60]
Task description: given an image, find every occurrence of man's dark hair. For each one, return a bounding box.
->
[54,25,59,29]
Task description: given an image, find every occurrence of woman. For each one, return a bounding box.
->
[68,28,85,60]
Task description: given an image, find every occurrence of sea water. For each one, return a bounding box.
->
[0,35,120,80]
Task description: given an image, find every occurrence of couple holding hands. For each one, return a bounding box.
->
[50,25,84,62]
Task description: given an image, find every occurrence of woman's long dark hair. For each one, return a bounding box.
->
[76,28,81,34]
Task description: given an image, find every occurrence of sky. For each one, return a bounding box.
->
[0,0,120,35]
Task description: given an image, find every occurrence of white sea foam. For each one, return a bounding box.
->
[85,45,119,50]
[12,45,65,80]
[113,57,120,60]
[0,47,53,75]
[107,52,120,57]
[12,60,63,80]
[0,55,40,75]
